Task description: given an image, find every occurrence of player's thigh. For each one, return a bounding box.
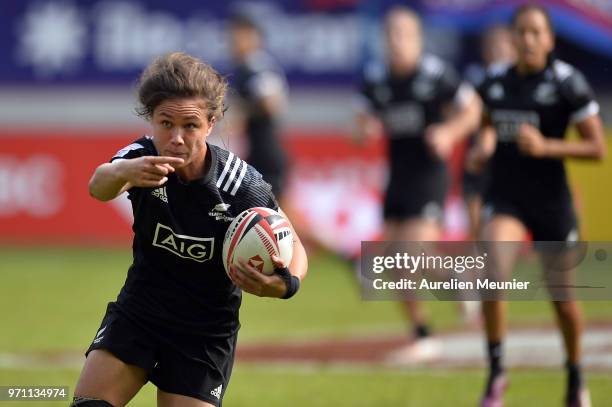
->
[384,216,441,241]
[540,246,582,300]
[529,202,580,298]
[75,349,148,407]
[480,214,527,241]
[395,217,441,241]
[157,390,215,407]
[481,214,527,280]
[383,219,398,240]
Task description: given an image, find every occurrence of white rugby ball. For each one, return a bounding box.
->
[223,207,293,275]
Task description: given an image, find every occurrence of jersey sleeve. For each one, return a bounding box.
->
[109,138,152,197]
[439,64,474,108]
[353,79,377,115]
[354,62,387,115]
[235,166,279,212]
[110,139,149,162]
[246,70,288,100]
[561,69,600,124]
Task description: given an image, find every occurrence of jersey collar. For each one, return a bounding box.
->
[200,143,217,185]
[176,142,217,186]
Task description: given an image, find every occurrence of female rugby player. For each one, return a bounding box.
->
[472,5,605,407]
[72,52,308,407]
[227,12,289,199]
[354,6,481,362]
[463,24,516,239]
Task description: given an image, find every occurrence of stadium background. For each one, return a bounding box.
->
[0,0,611,405]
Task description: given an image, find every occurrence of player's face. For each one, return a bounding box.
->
[482,27,516,66]
[385,12,422,73]
[513,10,554,71]
[229,26,260,60]
[151,98,215,168]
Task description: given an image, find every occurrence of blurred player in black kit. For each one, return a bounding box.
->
[227,13,289,199]
[72,52,307,407]
[354,6,482,363]
[226,12,320,253]
[463,24,517,239]
[470,5,605,407]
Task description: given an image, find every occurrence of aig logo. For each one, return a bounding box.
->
[152,223,214,263]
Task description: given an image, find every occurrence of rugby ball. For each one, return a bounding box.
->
[223,207,293,275]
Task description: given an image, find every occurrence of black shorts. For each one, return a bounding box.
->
[482,193,579,242]
[462,168,490,199]
[383,172,448,222]
[86,303,236,406]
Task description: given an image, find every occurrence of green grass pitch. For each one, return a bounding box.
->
[0,247,610,406]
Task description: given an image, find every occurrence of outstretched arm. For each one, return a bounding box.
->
[89,156,184,201]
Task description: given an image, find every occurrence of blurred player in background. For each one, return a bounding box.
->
[463,24,516,238]
[73,52,307,407]
[353,5,481,362]
[470,5,605,406]
[227,12,321,252]
[227,12,289,200]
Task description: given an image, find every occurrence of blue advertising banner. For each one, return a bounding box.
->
[1,0,611,86]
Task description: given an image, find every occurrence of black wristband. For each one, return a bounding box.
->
[275,266,300,299]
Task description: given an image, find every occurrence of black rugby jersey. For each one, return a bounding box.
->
[110,136,278,337]
[358,54,470,184]
[477,59,600,199]
[232,50,288,176]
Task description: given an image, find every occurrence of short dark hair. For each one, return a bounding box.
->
[511,4,554,33]
[136,52,227,122]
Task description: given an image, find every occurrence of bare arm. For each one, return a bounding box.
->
[280,208,308,282]
[425,92,483,159]
[248,71,288,118]
[517,114,606,161]
[88,161,132,201]
[88,156,185,201]
[353,111,383,144]
[259,93,286,117]
[445,92,483,141]
[466,125,497,174]
[546,115,605,160]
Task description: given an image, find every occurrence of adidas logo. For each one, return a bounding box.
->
[210,384,222,400]
[151,187,168,203]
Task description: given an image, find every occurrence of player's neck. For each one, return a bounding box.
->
[237,48,259,64]
[516,60,547,76]
[390,62,417,77]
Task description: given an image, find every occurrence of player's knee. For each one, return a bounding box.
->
[69,396,115,406]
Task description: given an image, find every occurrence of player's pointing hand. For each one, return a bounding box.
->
[119,156,185,188]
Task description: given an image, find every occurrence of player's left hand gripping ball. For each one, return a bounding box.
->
[223,207,294,297]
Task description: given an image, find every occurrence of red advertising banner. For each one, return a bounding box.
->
[0,130,467,250]
[0,131,139,244]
